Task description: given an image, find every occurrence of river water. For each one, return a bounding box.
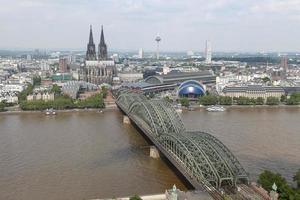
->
[0,107,299,200]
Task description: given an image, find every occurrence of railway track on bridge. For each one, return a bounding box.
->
[114,89,250,199]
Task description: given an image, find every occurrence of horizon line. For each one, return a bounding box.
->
[0,48,299,54]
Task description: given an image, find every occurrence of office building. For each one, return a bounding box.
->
[139,48,144,59]
[205,40,212,64]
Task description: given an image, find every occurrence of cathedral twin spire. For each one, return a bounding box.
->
[98,25,108,60]
[86,25,108,61]
[86,25,96,61]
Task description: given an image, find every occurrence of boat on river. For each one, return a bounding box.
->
[206,106,226,112]
[45,108,56,115]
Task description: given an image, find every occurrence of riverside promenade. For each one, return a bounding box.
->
[92,194,166,200]
[92,190,213,200]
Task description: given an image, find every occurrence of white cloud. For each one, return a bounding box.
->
[251,0,300,13]
[0,0,299,51]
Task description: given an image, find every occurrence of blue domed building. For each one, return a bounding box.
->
[178,80,206,98]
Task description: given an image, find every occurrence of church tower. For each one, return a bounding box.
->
[98,25,108,60]
[86,25,97,60]
[82,24,116,85]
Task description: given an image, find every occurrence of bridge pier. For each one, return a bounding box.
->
[150,146,160,158]
[123,115,131,124]
[116,91,249,195]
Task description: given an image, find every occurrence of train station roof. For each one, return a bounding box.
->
[145,71,216,85]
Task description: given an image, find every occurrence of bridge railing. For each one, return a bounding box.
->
[114,88,249,193]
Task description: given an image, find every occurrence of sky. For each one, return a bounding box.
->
[0,0,300,52]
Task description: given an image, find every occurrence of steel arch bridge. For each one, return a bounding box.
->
[115,90,248,191]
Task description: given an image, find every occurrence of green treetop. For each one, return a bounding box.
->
[51,84,62,96]
[180,97,189,107]
[0,101,6,112]
[101,85,108,99]
[294,169,300,189]
[266,97,280,105]
[258,170,300,199]
[33,75,41,86]
[198,95,218,105]
[287,93,300,105]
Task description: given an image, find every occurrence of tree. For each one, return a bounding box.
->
[199,95,218,105]
[256,97,265,105]
[258,170,297,199]
[51,84,62,96]
[180,97,189,107]
[20,100,51,111]
[20,96,76,111]
[280,95,287,103]
[129,195,142,200]
[258,170,287,192]
[52,96,75,109]
[219,96,232,105]
[33,76,41,86]
[262,77,271,83]
[249,98,257,105]
[101,86,108,99]
[287,93,300,105]
[77,93,105,108]
[0,101,5,112]
[236,96,251,105]
[294,169,300,189]
[18,83,34,102]
[266,97,280,105]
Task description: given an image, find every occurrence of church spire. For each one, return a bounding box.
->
[86,25,97,60]
[89,25,94,44]
[98,25,108,60]
[100,25,105,45]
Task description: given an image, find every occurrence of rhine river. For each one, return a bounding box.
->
[0,107,299,200]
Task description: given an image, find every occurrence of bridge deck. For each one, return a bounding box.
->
[117,104,223,200]
[114,90,249,199]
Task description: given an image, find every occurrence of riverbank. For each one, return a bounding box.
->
[92,190,213,200]
[187,104,300,109]
[0,104,118,115]
[2,103,299,115]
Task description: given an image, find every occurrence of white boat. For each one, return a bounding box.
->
[50,108,56,115]
[45,108,56,115]
[45,109,50,115]
[206,106,226,112]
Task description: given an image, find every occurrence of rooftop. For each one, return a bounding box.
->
[223,85,285,93]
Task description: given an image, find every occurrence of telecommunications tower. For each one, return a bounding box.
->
[155,34,161,60]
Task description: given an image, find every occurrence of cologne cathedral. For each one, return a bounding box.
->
[80,25,116,85]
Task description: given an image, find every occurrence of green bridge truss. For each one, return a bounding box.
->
[115,89,249,189]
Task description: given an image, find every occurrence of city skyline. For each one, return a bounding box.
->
[1,0,300,52]
[1,1,300,197]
